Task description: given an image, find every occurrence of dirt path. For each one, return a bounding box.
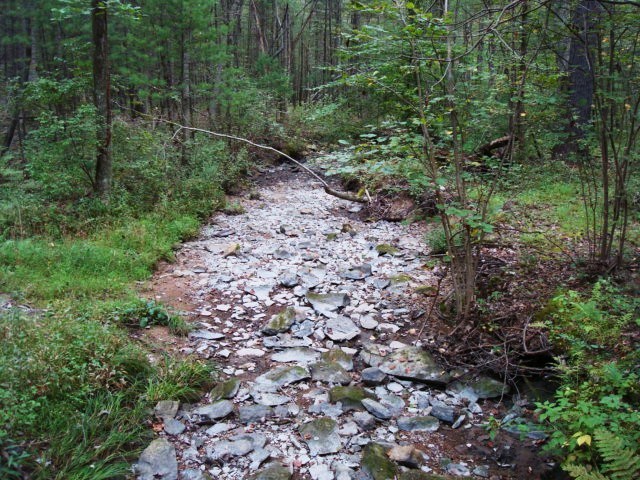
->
[134,163,555,480]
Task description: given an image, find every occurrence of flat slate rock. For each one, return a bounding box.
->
[310,361,352,385]
[271,347,320,364]
[324,316,361,341]
[253,365,310,392]
[192,400,234,421]
[306,292,350,317]
[238,404,275,424]
[321,349,354,371]
[329,386,374,412]
[361,367,387,386]
[263,335,313,349]
[361,398,392,420]
[134,438,178,480]
[206,438,255,462]
[378,347,451,386]
[163,418,186,436]
[299,418,341,456]
[397,416,440,432]
[210,378,240,401]
[189,329,225,340]
[154,400,179,419]
[341,263,373,280]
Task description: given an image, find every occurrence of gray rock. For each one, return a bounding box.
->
[429,401,456,424]
[181,469,209,480]
[192,400,234,421]
[188,329,225,340]
[473,466,490,478]
[291,320,315,338]
[262,307,297,336]
[279,274,299,288]
[447,375,509,401]
[299,418,342,456]
[253,365,310,392]
[445,462,471,476]
[361,367,387,386]
[396,416,440,432]
[134,438,178,480]
[378,347,451,386]
[371,278,391,290]
[324,316,361,341]
[361,399,392,420]
[250,462,292,480]
[320,349,354,371]
[377,393,405,417]
[252,392,291,406]
[206,438,254,462]
[271,347,320,364]
[309,462,334,480]
[163,418,185,436]
[263,335,313,349]
[359,315,379,330]
[311,361,352,385]
[250,447,271,470]
[306,292,350,317]
[154,400,179,419]
[238,404,275,424]
[353,411,377,431]
[341,264,372,280]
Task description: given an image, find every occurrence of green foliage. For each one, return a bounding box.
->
[145,355,216,403]
[564,429,640,480]
[108,298,191,335]
[536,281,639,471]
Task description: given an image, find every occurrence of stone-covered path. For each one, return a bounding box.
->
[133,163,548,480]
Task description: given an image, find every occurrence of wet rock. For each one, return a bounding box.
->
[361,443,398,480]
[329,386,374,411]
[189,330,225,340]
[321,349,354,371]
[361,367,387,386]
[378,347,451,386]
[154,400,179,420]
[262,307,298,336]
[210,378,240,401]
[447,376,509,401]
[325,316,361,341]
[163,418,186,436]
[192,400,234,421]
[271,347,320,364]
[253,365,310,392]
[397,416,440,432]
[238,404,274,423]
[361,399,392,420]
[134,438,178,480]
[250,462,292,480]
[311,361,352,385]
[299,418,342,456]
[306,292,350,317]
[341,264,373,280]
[387,445,425,469]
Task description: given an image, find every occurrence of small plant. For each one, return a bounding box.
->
[222,201,246,215]
[109,299,191,335]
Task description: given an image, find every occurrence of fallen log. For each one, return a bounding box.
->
[476,135,511,157]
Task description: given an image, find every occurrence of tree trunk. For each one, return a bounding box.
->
[92,0,112,198]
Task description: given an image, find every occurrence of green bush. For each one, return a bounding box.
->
[536,281,639,470]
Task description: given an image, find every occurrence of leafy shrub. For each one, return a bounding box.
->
[109,298,191,335]
[536,281,639,470]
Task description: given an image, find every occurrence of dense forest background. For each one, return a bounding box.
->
[0,1,638,479]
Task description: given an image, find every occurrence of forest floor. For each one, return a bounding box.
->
[134,161,560,480]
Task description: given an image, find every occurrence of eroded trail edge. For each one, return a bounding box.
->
[135,164,549,480]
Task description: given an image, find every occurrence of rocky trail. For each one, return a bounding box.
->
[133,162,555,480]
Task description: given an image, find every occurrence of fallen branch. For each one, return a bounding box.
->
[476,135,511,157]
[151,115,368,204]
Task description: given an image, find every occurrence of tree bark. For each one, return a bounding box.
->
[92,0,112,198]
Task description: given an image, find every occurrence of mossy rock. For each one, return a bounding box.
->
[325,232,338,241]
[361,443,398,480]
[262,307,297,336]
[210,378,240,401]
[376,244,399,255]
[329,386,374,411]
[321,349,354,371]
[389,274,412,284]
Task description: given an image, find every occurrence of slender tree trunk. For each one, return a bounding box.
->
[92,0,112,198]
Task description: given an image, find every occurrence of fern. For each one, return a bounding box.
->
[564,429,640,480]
